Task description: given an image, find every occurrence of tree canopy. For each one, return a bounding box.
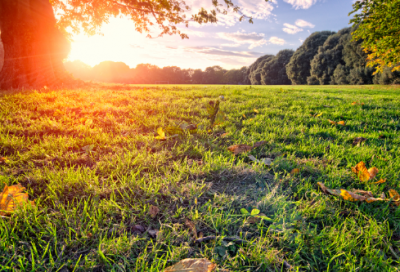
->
[50,0,260,39]
[350,0,400,73]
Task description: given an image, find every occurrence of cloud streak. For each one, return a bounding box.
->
[218,31,267,49]
[184,46,265,58]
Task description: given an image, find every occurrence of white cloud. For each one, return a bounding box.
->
[269,37,285,45]
[184,46,265,58]
[299,38,304,44]
[282,23,303,34]
[237,0,275,20]
[295,19,315,28]
[221,43,242,47]
[218,31,267,49]
[283,0,318,9]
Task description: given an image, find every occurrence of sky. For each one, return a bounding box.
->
[66,0,356,70]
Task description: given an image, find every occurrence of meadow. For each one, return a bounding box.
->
[1,84,400,271]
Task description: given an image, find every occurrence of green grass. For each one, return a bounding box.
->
[1,84,400,271]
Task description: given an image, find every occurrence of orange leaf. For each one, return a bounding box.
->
[291,168,300,175]
[352,102,357,105]
[318,183,384,203]
[164,258,216,272]
[328,119,337,125]
[0,184,35,216]
[352,161,377,182]
[388,189,400,206]
[228,144,252,155]
[337,121,346,126]
[374,179,386,184]
[0,157,8,164]
[149,205,159,218]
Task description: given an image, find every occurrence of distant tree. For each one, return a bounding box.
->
[221,66,248,84]
[286,31,335,85]
[203,66,226,84]
[0,0,263,89]
[191,69,204,84]
[350,0,400,74]
[64,60,93,81]
[309,28,351,85]
[91,61,131,83]
[247,55,274,85]
[261,49,294,85]
[373,66,400,85]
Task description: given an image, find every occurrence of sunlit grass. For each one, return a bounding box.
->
[1,84,400,271]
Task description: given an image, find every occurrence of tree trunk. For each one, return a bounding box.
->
[0,0,70,89]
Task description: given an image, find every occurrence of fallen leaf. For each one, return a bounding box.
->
[149,205,159,218]
[131,225,145,234]
[148,229,159,238]
[337,121,346,126]
[220,132,229,138]
[0,184,35,216]
[228,144,252,155]
[374,179,386,184]
[318,182,384,203]
[185,219,197,239]
[352,137,367,146]
[242,114,247,119]
[260,158,273,166]
[253,108,259,113]
[164,258,216,272]
[290,168,300,175]
[352,101,358,105]
[388,189,400,206]
[253,141,267,148]
[155,127,166,140]
[314,112,323,118]
[351,161,378,182]
[328,119,337,125]
[0,157,9,164]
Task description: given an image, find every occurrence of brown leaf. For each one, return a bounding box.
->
[352,137,367,146]
[148,229,159,238]
[388,189,400,206]
[328,119,337,125]
[318,182,385,203]
[228,144,252,155]
[290,168,300,175]
[149,205,159,218]
[185,219,197,239]
[0,184,35,216]
[253,141,267,148]
[164,258,216,272]
[0,157,9,164]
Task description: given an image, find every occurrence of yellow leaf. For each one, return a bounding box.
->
[0,184,35,216]
[164,258,216,272]
[243,114,247,119]
[228,144,252,155]
[155,127,166,140]
[315,112,323,118]
[291,168,300,175]
[253,108,259,113]
[352,161,377,182]
[374,179,386,184]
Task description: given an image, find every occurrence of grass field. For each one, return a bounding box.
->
[1,84,400,271]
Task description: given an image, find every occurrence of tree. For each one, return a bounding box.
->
[286,31,334,85]
[247,55,274,85]
[0,0,260,89]
[261,49,294,85]
[350,0,400,74]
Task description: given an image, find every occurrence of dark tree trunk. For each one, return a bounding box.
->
[0,0,70,89]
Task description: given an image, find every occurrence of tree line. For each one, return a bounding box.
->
[247,26,400,85]
[63,60,249,85]
[64,26,400,85]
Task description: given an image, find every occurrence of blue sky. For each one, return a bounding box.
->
[67,0,356,70]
